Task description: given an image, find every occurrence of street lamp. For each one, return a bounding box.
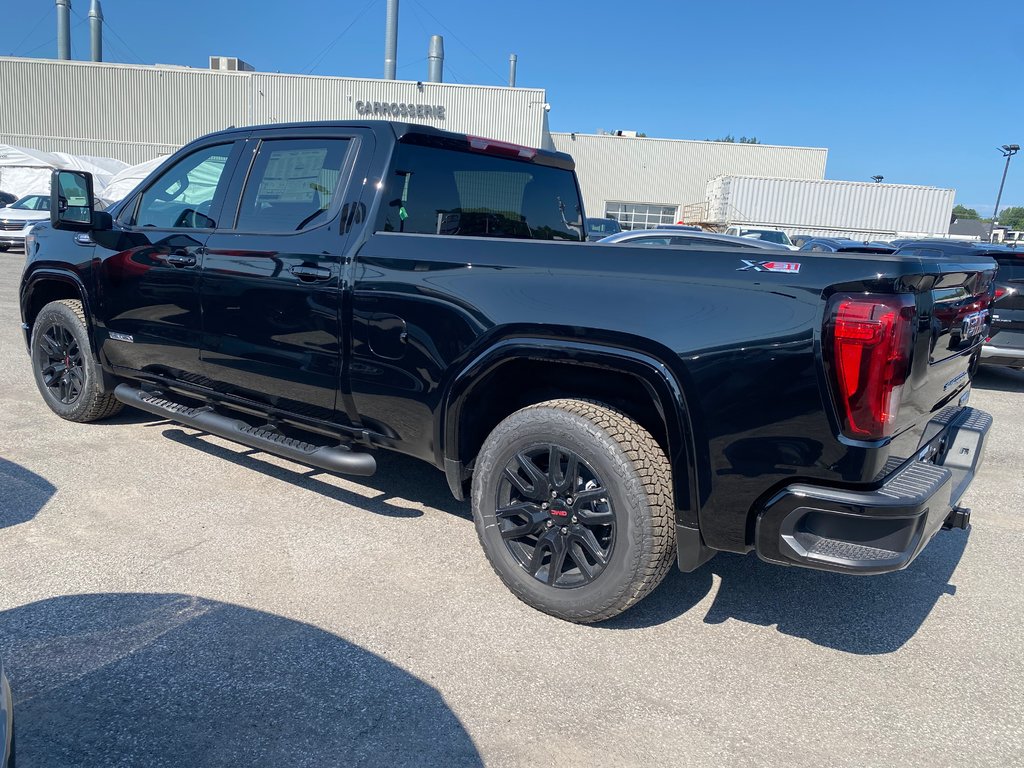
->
[991,144,1020,242]
[870,175,884,183]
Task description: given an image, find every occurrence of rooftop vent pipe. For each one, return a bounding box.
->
[509,53,517,87]
[427,35,443,83]
[56,0,71,60]
[89,0,103,62]
[384,0,399,79]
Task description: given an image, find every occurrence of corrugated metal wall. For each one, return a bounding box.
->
[707,175,955,236]
[0,57,547,164]
[550,132,828,219]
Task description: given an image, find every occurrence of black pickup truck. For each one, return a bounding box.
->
[20,121,994,622]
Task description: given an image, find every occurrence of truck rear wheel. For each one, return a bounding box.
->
[471,399,676,623]
[30,299,123,423]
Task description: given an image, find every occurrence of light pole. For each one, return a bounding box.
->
[991,144,1020,242]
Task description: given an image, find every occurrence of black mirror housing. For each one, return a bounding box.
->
[50,170,100,232]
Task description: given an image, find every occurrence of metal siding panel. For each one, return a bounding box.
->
[550,133,827,219]
[252,74,546,148]
[0,57,548,165]
[0,58,247,159]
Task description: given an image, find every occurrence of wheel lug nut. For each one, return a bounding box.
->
[566,497,574,505]
[551,490,558,498]
[541,502,549,509]
[560,527,568,535]
[546,520,553,528]
[571,516,578,523]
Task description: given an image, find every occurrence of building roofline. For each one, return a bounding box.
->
[0,56,543,94]
[550,131,827,153]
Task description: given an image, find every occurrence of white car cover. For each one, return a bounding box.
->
[0,144,128,200]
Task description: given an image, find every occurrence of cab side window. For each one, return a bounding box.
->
[235,139,352,233]
[131,144,233,229]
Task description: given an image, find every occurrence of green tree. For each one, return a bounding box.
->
[996,206,1024,230]
[952,204,980,219]
[707,135,760,144]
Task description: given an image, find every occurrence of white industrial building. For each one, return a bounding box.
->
[549,132,828,230]
[0,55,956,239]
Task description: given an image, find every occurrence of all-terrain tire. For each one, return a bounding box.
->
[471,398,676,623]
[30,299,123,423]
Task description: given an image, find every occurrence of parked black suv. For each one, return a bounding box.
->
[893,240,1022,369]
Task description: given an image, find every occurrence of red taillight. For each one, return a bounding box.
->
[994,286,1015,301]
[826,293,916,440]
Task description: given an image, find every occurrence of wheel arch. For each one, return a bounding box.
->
[21,269,96,353]
[438,338,701,525]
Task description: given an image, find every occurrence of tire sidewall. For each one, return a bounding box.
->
[30,303,101,421]
[472,405,656,621]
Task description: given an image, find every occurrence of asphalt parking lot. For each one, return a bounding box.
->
[1,249,1022,767]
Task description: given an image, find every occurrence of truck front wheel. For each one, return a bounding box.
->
[471,399,676,623]
[30,299,123,423]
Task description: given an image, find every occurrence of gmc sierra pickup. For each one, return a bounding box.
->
[20,121,993,622]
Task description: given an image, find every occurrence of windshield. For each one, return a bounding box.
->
[11,195,48,211]
[742,229,791,246]
[587,218,621,236]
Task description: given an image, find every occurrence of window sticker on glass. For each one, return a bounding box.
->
[258,149,330,203]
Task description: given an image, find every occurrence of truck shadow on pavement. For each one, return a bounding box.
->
[0,459,55,530]
[971,367,1024,394]
[160,427,470,520]
[0,593,482,768]
[606,530,969,654]
[154,427,967,655]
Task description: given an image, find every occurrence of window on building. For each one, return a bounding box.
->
[605,202,678,231]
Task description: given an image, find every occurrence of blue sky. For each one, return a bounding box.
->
[6,0,1023,215]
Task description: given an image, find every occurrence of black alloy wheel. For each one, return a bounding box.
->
[36,322,86,405]
[497,445,615,589]
[472,399,677,623]
[29,299,122,423]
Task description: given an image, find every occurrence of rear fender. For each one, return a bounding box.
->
[439,338,701,526]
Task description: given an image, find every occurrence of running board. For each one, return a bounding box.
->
[114,384,376,476]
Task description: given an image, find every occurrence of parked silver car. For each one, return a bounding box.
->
[597,229,790,250]
[0,194,52,252]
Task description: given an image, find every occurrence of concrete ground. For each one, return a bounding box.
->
[0,249,1021,767]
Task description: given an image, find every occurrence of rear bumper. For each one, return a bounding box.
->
[980,343,1024,367]
[755,406,991,574]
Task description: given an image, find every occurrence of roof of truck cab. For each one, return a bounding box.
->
[188,120,575,168]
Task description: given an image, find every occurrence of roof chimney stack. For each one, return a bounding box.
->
[89,0,103,62]
[56,0,72,60]
[427,35,443,83]
[384,0,399,79]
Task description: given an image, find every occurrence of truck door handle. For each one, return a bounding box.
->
[166,251,197,267]
[290,265,332,282]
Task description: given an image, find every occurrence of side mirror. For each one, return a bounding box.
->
[50,170,110,232]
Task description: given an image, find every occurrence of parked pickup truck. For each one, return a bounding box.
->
[21,121,994,623]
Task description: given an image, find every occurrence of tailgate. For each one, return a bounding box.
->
[890,256,996,451]
[821,253,996,462]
